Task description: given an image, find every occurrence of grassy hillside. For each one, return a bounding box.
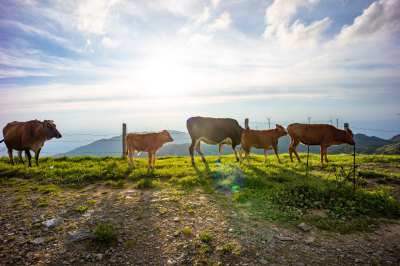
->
[1,154,399,234]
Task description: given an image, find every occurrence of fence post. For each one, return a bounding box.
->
[306,143,310,178]
[122,123,127,157]
[245,118,249,129]
[344,123,349,154]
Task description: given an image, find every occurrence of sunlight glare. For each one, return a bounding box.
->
[133,58,193,96]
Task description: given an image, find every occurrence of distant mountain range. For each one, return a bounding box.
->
[55,131,400,157]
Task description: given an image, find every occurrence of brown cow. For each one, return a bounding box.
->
[1,120,62,166]
[125,130,173,169]
[239,124,288,165]
[287,123,355,164]
[186,116,244,164]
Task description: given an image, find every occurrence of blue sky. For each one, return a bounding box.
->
[0,0,399,140]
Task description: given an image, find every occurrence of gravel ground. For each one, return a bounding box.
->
[0,182,399,265]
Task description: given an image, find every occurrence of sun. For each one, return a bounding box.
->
[132,57,193,96]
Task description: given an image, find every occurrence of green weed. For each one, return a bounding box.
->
[199,232,212,243]
[91,222,118,244]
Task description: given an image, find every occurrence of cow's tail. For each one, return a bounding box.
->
[0,139,4,143]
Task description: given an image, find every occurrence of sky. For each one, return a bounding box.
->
[1,0,400,142]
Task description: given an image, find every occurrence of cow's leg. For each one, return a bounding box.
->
[147,152,153,169]
[289,136,301,162]
[263,149,268,164]
[320,145,328,163]
[18,150,24,164]
[324,149,328,163]
[194,139,206,163]
[288,136,295,162]
[152,153,156,169]
[25,149,32,167]
[7,148,15,165]
[217,143,224,163]
[232,145,240,162]
[245,148,251,166]
[273,145,281,164]
[128,149,136,168]
[239,146,243,164]
[35,148,41,166]
[189,139,196,164]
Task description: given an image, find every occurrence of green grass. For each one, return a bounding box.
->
[1,154,399,234]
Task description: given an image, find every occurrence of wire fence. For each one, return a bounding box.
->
[0,121,399,157]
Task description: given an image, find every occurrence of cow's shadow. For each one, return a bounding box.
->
[192,161,211,180]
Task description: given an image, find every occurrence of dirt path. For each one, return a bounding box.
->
[0,183,399,265]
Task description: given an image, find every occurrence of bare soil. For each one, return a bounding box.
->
[0,180,399,265]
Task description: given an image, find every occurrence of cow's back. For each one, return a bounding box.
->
[288,123,338,145]
[126,132,159,152]
[187,116,243,142]
[3,121,37,150]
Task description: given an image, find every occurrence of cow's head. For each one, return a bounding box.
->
[43,120,62,139]
[345,128,355,146]
[276,124,288,136]
[162,130,173,143]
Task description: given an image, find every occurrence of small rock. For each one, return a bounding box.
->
[94,253,103,261]
[42,217,64,228]
[49,166,54,170]
[166,258,175,265]
[32,237,46,244]
[65,230,94,243]
[297,222,312,232]
[276,236,293,241]
[173,217,180,222]
[305,236,315,244]
[259,259,268,265]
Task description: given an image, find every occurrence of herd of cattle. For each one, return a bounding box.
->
[1,117,355,169]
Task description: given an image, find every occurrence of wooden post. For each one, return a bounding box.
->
[245,118,249,129]
[306,143,310,178]
[122,123,127,157]
[344,123,349,154]
[353,145,356,191]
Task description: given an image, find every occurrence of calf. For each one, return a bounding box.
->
[1,120,62,166]
[125,130,173,169]
[287,123,355,164]
[239,124,287,165]
[186,116,244,164]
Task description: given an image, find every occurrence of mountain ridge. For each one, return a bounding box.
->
[55,131,400,157]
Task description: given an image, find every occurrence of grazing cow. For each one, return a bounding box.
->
[186,116,244,164]
[125,130,173,169]
[1,120,62,166]
[287,123,355,164]
[239,124,288,165]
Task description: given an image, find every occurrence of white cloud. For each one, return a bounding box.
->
[74,0,120,35]
[263,0,330,48]
[334,0,400,45]
[101,37,119,47]
[196,6,211,24]
[211,0,221,8]
[207,11,232,31]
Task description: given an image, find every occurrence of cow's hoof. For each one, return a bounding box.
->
[215,159,221,164]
